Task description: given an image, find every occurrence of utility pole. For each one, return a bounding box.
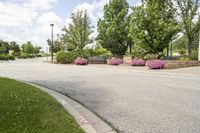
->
[50,24,54,62]
[199,30,200,61]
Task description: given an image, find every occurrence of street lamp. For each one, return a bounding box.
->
[50,24,54,62]
[199,30,200,61]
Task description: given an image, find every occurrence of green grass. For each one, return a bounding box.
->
[0,77,85,133]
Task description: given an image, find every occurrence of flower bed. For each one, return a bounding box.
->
[75,57,88,65]
[108,58,123,65]
[131,59,146,66]
[147,60,165,69]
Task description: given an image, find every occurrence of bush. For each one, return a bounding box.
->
[28,55,36,58]
[84,48,112,58]
[0,54,9,60]
[146,60,165,69]
[179,49,186,55]
[0,54,15,60]
[131,59,146,66]
[108,58,123,65]
[9,55,15,60]
[144,54,158,60]
[17,53,28,59]
[56,52,72,64]
[75,57,88,65]
[177,50,198,61]
[178,56,191,61]
[190,50,198,60]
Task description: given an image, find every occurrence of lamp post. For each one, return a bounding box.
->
[50,24,54,62]
[199,30,200,61]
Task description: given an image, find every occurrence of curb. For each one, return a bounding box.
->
[25,82,116,133]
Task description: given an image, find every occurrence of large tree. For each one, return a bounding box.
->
[47,39,64,53]
[21,41,35,55]
[9,41,20,53]
[129,0,180,58]
[176,0,200,56]
[0,40,10,54]
[62,10,93,54]
[97,0,131,58]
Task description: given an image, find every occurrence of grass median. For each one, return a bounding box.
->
[0,77,85,133]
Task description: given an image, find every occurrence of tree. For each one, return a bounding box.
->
[9,41,20,53]
[129,0,180,58]
[176,0,200,56]
[21,41,35,55]
[172,35,188,54]
[61,28,77,51]
[34,46,42,55]
[47,39,64,53]
[62,10,93,54]
[97,0,130,58]
[0,40,10,54]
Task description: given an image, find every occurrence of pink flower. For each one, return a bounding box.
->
[75,57,88,65]
[131,59,146,66]
[146,60,165,69]
[108,58,123,65]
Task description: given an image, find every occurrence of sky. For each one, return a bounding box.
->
[0,0,140,49]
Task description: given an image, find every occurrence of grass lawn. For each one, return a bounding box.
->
[0,77,85,133]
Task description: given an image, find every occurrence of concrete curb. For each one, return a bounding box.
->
[24,82,116,133]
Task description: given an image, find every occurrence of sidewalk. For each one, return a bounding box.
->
[86,64,200,77]
[164,66,200,77]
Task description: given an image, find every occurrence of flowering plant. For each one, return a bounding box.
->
[131,59,146,66]
[146,60,165,69]
[75,57,88,65]
[108,58,123,65]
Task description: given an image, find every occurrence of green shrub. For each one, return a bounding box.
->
[70,50,88,61]
[28,55,36,58]
[177,51,198,61]
[178,56,191,61]
[0,54,15,60]
[190,50,198,60]
[14,52,21,57]
[179,49,186,55]
[9,55,15,60]
[18,53,28,59]
[144,54,158,60]
[0,54,9,60]
[56,48,112,64]
[84,48,112,58]
[56,52,72,64]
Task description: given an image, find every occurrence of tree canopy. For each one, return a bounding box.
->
[97,0,131,57]
[176,0,200,56]
[61,10,93,53]
[129,0,180,58]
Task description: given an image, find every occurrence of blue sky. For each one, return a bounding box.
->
[0,0,140,49]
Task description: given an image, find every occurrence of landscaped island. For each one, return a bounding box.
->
[0,77,84,133]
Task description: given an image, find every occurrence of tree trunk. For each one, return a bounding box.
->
[129,44,132,54]
[170,42,173,57]
[188,39,193,56]
[167,45,169,58]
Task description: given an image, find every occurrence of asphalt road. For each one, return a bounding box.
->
[1,58,200,133]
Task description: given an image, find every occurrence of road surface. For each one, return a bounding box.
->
[0,58,200,133]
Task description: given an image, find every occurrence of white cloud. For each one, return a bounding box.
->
[0,2,38,27]
[37,12,62,25]
[66,0,109,39]
[0,0,62,50]
[24,0,58,10]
